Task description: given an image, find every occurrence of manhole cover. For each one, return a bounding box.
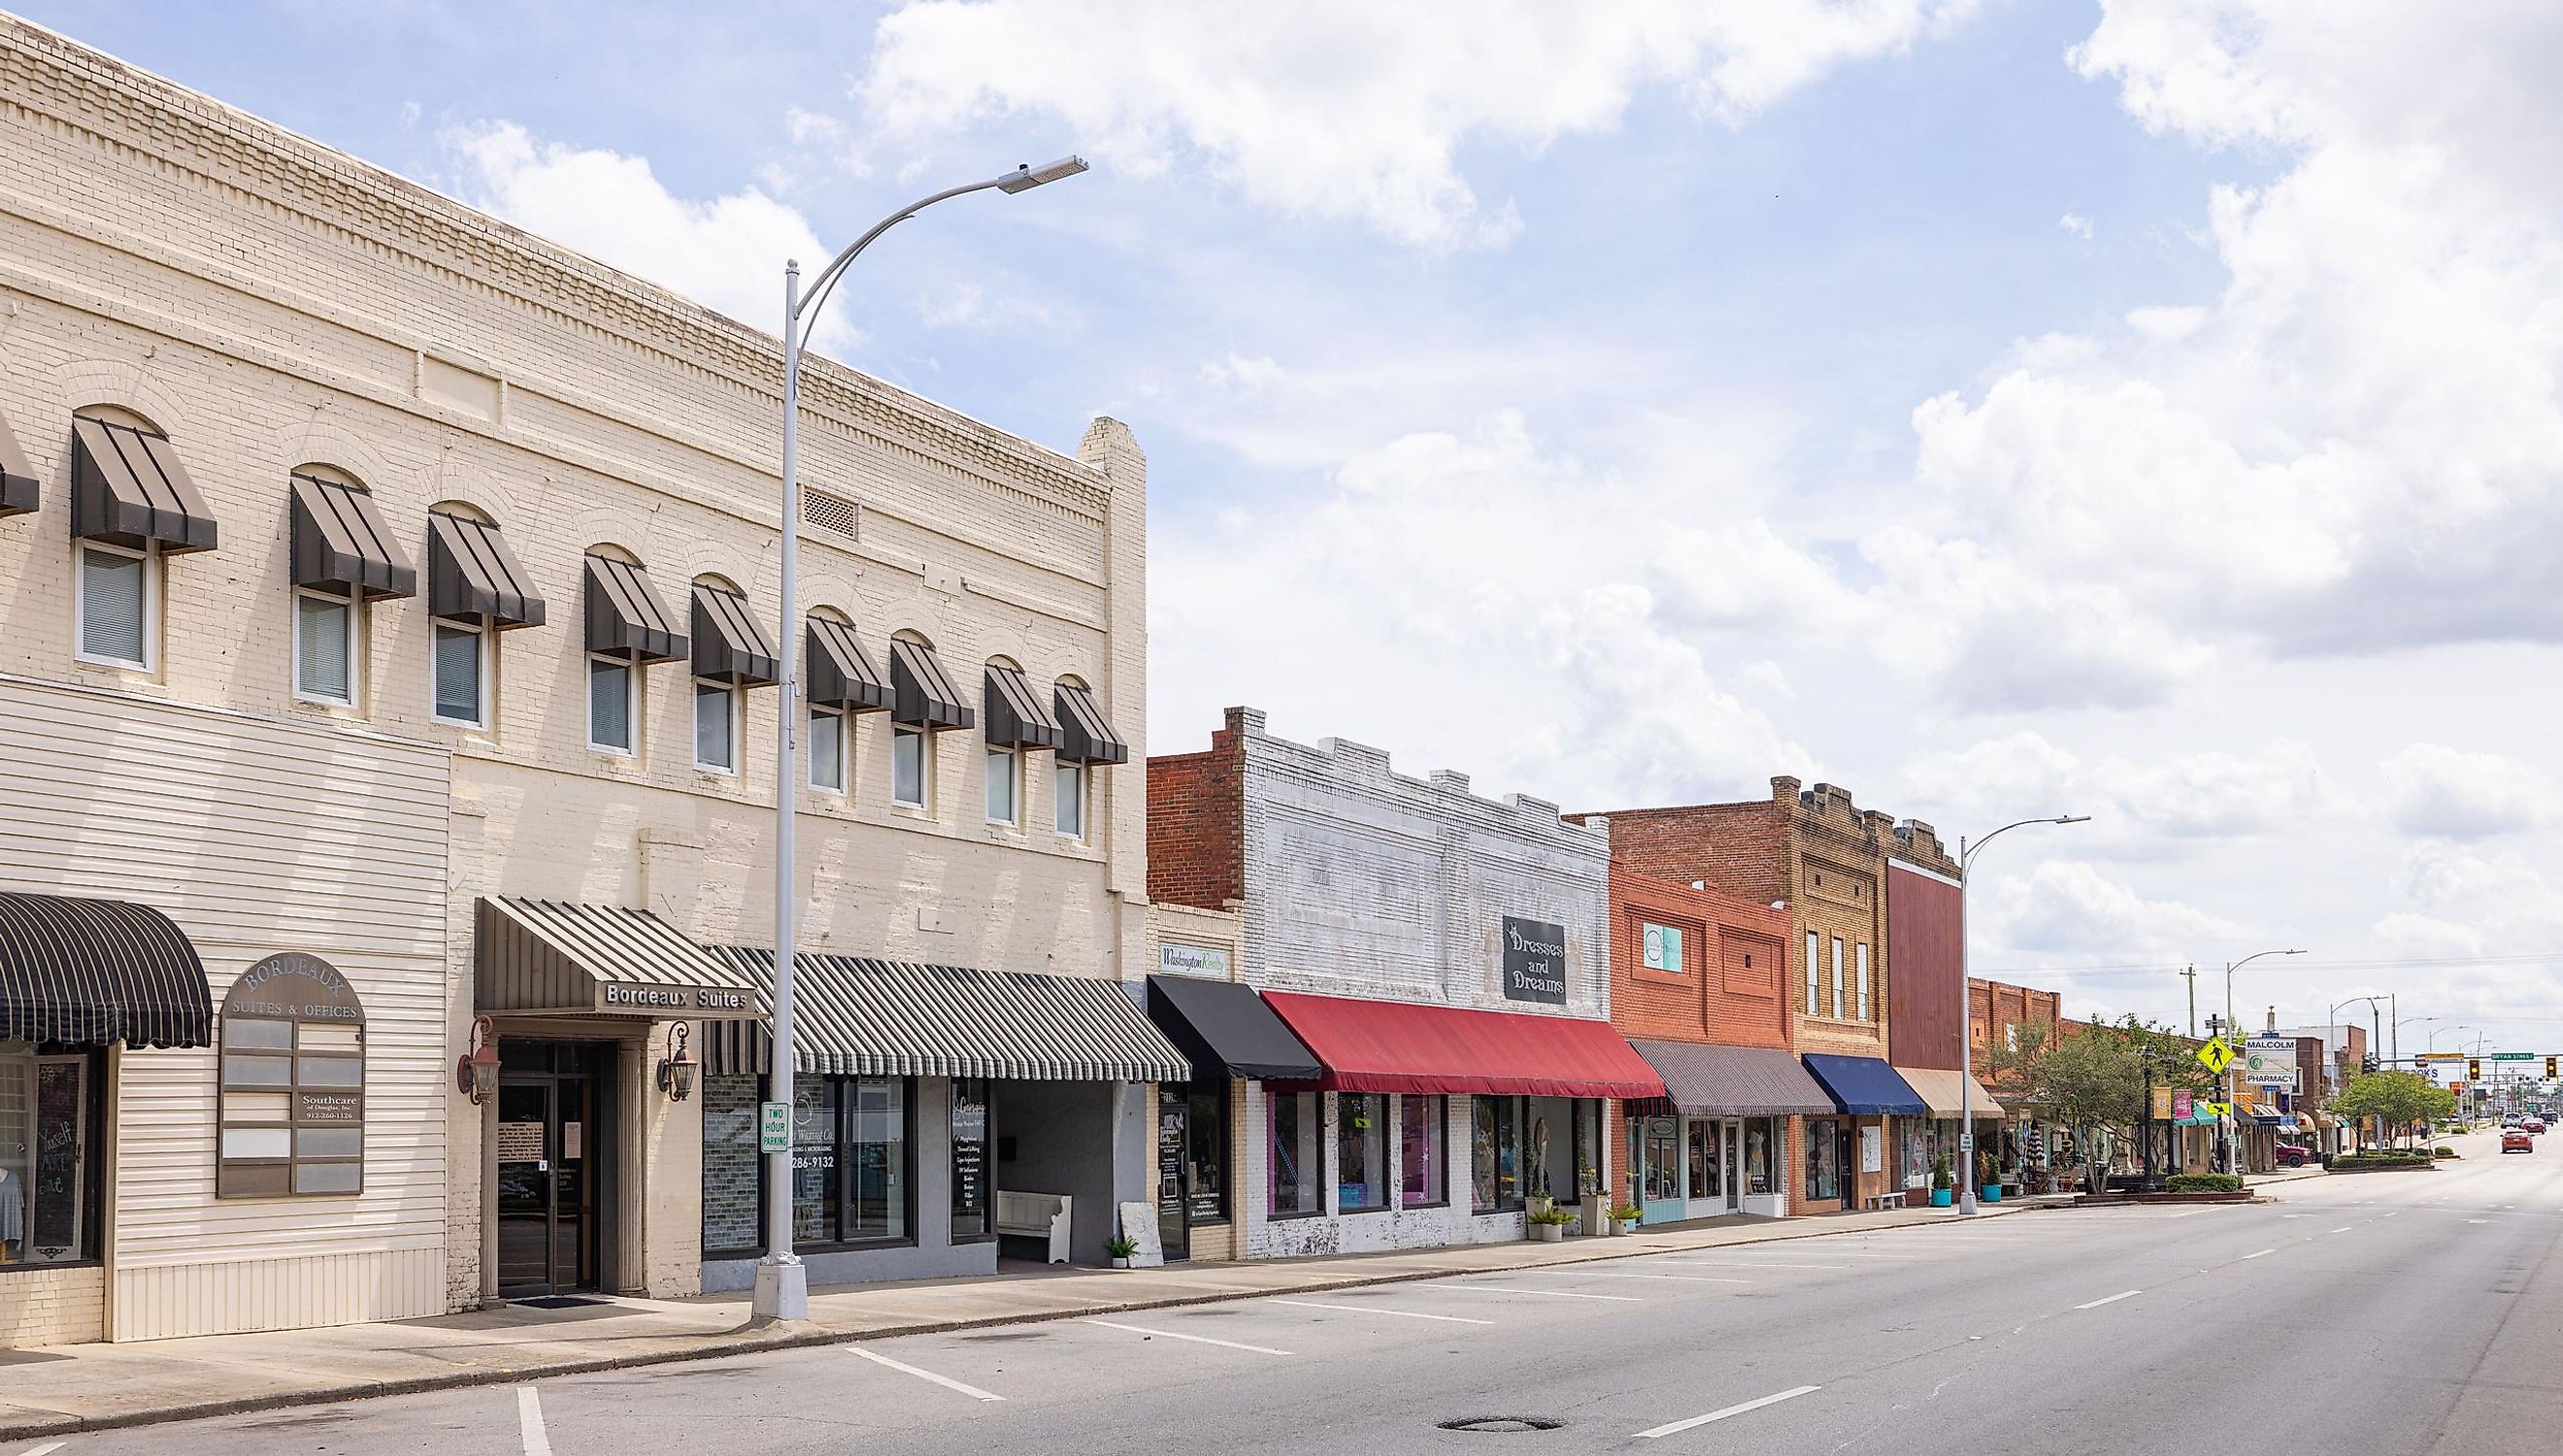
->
[1438,1416,1565,1433]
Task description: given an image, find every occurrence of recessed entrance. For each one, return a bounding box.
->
[496,1040,616,1299]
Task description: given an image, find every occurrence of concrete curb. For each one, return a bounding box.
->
[0,1202,2068,1439]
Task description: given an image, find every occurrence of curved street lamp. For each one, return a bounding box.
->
[1956,815,2089,1216]
[756,156,1087,1322]
[2214,947,2305,1175]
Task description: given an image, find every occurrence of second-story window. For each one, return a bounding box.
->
[1830,938,1846,1019]
[76,541,154,670]
[1856,943,1873,1022]
[292,586,359,706]
[892,724,930,809]
[582,549,687,761]
[1804,932,1819,1015]
[424,507,542,735]
[1055,760,1086,839]
[888,634,973,816]
[985,743,1018,825]
[71,412,216,674]
[809,705,848,794]
[432,621,487,728]
[588,655,637,754]
[694,679,740,775]
[687,579,777,782]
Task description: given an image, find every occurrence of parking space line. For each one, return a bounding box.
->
[18,1443,67,1456]
[1634,1384,1822,1439]
[2075,1290,2142,1310]
[518,1386,552,1456]
[1270,1299,1494,1325]
[2331,1226,2353,1234]
[2245,1249,2276,1259]
[1078,1318,1294,1355]
[849,1347,1007,1402]
[1454,1284,1644,1302]
[1561,1272,1753,1285]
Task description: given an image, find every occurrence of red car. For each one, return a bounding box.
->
[2273,1143,2313,1167]
[2504,1130,2534,1154]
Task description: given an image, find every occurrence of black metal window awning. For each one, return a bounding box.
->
[289,474,416,600]
[982,662,1061,750]
[0,890,213,1049]
[583,554,686,663]
[806,616,891,711]
[889,638,974,730]
[0,411,35,518]
[428,512,546,629]
[705,949,1191,1081]
[71,415,217,553]
[690,583,779,685]
[1054,681,1129,765]
[474,896,762,1019]
[1144,974,1319,1081]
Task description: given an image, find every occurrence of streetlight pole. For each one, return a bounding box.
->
[1956,814,2088,1215]
[753,155,1087,1323]
[2218,947,2305,1175]
[2328,995,2385,1154]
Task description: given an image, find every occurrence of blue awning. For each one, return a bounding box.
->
[1800,1054,1928,1117]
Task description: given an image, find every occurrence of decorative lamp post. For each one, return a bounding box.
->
[1956,814,2088,1216]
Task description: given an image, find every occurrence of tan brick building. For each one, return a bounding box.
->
[0,17,1176,1345]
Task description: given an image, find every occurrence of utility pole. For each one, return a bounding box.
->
[2183,965,2197,1038]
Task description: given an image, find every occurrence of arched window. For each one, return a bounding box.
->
[68,407,215,674]
[423,500,545,732]
[582,546,683,757]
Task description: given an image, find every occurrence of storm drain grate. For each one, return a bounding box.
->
[1438,1416,1565,1433]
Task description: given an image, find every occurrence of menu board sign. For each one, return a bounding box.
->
[217,953,366,1200]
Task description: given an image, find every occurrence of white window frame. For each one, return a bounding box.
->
[290,586,362,709]
[1830,938,1845,1019]
[808,705,848,795]
[429,619,491,730]
[693,678,742,776]
[1054,759,1086,841]
[73,540,156,672]
[891,723,931,811]
[984,743,1019,825]
[586,653,639,758]
[1805,932,1819,1016]
[1856,943,1872,1022]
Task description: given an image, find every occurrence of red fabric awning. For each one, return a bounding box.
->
[1260,990,1667,1099]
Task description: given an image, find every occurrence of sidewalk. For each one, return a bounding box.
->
[0,1198,2063,1439]
[2242,1165,2329,1186]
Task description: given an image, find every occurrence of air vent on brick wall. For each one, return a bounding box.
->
[803,487,860,540]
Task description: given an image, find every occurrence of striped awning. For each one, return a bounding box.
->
[982,662,1062,750]
[428,512,546,629]
[71,415,217,553]
[0,890,213,1048]
[0,410,35,517]
[475,897,762,1018]
[704,948,1191,1081]
[289,474,416,600]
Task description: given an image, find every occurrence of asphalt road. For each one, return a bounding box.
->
[35,1129,2562,1456]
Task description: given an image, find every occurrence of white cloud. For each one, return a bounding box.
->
[1898,730,2344,853]
[1980,860,2250,957]
[2381,744,2557,840]
[855,0,1981,250]
[2057,212,2093,239]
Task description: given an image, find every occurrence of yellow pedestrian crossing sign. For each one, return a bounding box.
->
[2198,1038,2236,1075]
[2201,1102,2231,1117]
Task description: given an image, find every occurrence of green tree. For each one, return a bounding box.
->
[2336,1071,2454,1148]
[2014,1016,2208,1193]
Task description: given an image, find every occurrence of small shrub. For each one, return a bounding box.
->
[2166,1173,2242,1193]
[2434,1145,2458,1158]
[1528,1206,1577,1226]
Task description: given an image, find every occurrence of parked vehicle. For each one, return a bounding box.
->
[2273,1143,2313,1168]
[2503,1130,2534,1154]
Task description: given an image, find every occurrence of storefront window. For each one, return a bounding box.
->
[1806,1117,1842,1202]
[0,1043,101,1265]
[1569,1099,1600,1204]
[1640,1117,1681,1202]
[791,1078,840,1244]
[1745,1118,1776,1196]
[1903,1121,1931,1190]
[700,1074,760,1254]
[1185,1083,1230,1222]
[1471,1096,1523,1212]
[1398,1095,1446,1207]
[754,1075,911,1249]
[846,1078,908,1242]
[1338,1094,1387,1212]
[1269,1090,1322,1215]
[949,1078,990,1241]
[1686,1120,1721,1201]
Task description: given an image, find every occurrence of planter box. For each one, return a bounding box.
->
[1530,1222,1563,1242]
[2326,1160,2438,1175]
[2072,1189,2253,1206]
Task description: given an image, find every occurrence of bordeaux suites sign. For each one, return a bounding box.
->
[1500,915,1569,1006]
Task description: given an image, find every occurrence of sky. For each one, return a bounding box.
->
[28,0,2563,1068]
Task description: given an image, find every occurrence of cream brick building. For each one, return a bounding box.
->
[0,17,1175,1345]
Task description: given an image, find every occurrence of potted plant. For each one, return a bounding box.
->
[1527,1206,1574,1242]
[1610,1203,1644,1235]
[1105,1235,1139,1270]
[1929,1155,1953,1208]
[1978,1150,2002,1204]
[1580,1166,1609,1237]
[1528,1190,1557,1220]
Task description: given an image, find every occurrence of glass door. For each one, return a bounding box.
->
[495,1066,598,1298]
[1155,1087,1188,1261]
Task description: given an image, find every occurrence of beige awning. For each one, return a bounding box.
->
[1894,1066,2006,1118]
[474,896,761,1019]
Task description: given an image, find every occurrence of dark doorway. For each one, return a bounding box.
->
[1155,1090,1189,1261]
[496,1040,614,1298]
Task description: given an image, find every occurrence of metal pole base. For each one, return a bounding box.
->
[1954,1193,1980,1216]
[751,1255,810,1322]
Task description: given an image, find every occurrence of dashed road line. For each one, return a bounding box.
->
[1078,1318,1294,1355]
[2245,1249,2276,1259]
[1557,1271,1754,1285]
[18,1443,67,1456]
[849,1347,1007,1402]
[1454,1284,1645,1302]
[1269,1299,1493,1325]
[518,1386,552,1456]
[1634,1384,1823,1439]
[2331,1226,2354,1234]
[2075,1290,2143,1310]
[1671,1260,1853,1271]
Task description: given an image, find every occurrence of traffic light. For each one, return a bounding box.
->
[2547,1055,2557,1078]
[2468,1057,2482,1081]
[2363,1054,2379,1075]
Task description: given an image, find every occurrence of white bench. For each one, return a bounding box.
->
[994,1190,1072,1264]
[1865,1191,1906,1211]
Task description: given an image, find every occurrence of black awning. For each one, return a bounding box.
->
[807,617,891,711]
[983,663,1062,749]
[0,411,35,518]
[583,555,686,663]
[288,475,416,600]
[428,512,546,629]
[1145,974,1320,1081]
[0,890,213,1048]
[71,416,217,553]
[890,638,974,730]
[1055,682,1129,765]
[690,584,779,685]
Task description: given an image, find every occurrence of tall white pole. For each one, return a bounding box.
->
[1958,849,1977,1216]
[755,261,810,1322]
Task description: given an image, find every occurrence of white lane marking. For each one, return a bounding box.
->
[1454,1284,1645,1302]
[2331,1226,2354,1234]
[20,1443,68,1456]
[1634,1384,1823,1439]
[2244,1249,2276,1260]
[2075,1290,2143,1310]
[849,1346,1007,1402]
[2468,1219,2490,1225]
[1671,1260,1852,1271]
[1270,1299,1494,1325]
[1564,1272,1754,1284]
[1077,1318,1293,1355]
[518,1386,552,1456]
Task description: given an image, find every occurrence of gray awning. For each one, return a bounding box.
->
[690,583,778,685]
[0,890,213,1049]
[475,897,762,1018]
[583,554,686,663]
[289,475,416,600]
[0,411,35,518]
[704,948,1191,1081]
[1629,1041,1836,1116]
[71,416,216,553]
[428,512,546,629]
[1054,682,1129,765]
[982,662,1061,749]
[806,617,890,711]
[889,638,974,730]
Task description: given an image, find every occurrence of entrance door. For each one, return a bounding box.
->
[495,1046,604,1298]
[1684,1118,1722,1215]
[1155,1088,1189,1262]
[1639,1116,1684,1226]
